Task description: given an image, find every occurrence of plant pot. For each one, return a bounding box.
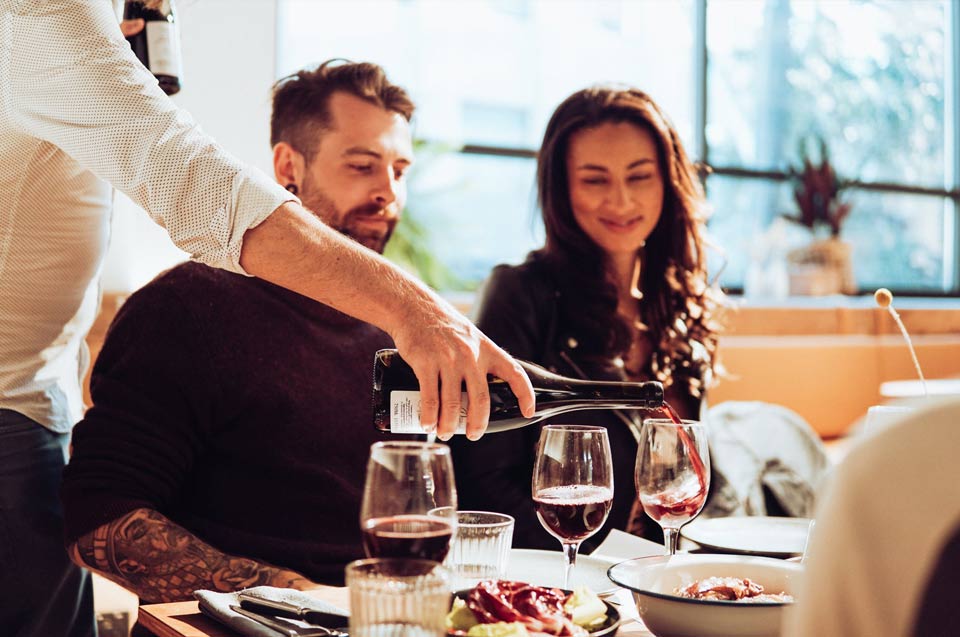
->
[786,238,854,296]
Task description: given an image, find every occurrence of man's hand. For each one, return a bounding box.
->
[239,201,535,440]
[391,295,535,441]
[119,19,145,37]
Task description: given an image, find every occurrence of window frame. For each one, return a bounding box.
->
[438,0,960,297]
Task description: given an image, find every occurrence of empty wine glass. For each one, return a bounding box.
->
[635,419,710,555]
[532,425,613,588]
[360,441,457,563]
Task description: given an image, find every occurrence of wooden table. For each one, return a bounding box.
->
[138,599,228,637]
[138,586,350,637]
[137,586,653,637]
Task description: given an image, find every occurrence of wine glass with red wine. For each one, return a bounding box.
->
[360,441,457,563]
[635,418,710,555]
[532,425,613,589]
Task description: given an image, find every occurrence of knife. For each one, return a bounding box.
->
[229,604,343,637]
[237,592,350,628]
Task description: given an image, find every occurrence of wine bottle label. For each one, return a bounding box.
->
[145,21,182,78]
[390,391,468,434]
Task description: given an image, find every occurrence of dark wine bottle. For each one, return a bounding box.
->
[372,349,664,434]
[123,0,182,96]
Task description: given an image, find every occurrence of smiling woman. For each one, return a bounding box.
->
[566,122,664,269]
[530,86,723,397]
[448,85,726,552]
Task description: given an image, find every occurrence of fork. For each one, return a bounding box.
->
[229,604,347,637]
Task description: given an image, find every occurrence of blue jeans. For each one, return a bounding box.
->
[0,410,96,637]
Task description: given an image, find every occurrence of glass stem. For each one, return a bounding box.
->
[663,527,679,555]
[562,541,580,589]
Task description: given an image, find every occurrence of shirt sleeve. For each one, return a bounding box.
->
[8,0,296,274]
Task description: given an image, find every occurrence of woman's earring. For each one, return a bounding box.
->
[630,248,645,302]
[285,184,299,196]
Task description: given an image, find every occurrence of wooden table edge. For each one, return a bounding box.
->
[138,586,352,637]
[138,600,211,637]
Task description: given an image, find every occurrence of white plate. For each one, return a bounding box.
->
[504,548,618,594]
[680,517,812,558]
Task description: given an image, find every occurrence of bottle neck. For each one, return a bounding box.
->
[531,377,664,411]
[377,349,665,409]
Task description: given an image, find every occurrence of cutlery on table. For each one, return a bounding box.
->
[229,604,346,637]
[237,592,350,628]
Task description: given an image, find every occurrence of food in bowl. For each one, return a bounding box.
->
[607,554,801,637]
[446,580,618,637]
[674,577,794,603]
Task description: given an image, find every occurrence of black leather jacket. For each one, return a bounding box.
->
[448,257,701,551]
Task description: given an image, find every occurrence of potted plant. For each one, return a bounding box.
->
[782,137,856,295]
[383,141,463,291]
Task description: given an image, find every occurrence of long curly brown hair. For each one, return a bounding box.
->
[533,86,724,396]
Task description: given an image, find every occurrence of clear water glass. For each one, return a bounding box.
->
[346,558,450,637]
[442,510,514,590]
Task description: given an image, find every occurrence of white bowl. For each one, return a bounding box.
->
[606,554,801,637]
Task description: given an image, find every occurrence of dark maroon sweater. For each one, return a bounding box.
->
[61,262,412,585]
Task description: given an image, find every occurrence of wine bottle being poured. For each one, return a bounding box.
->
[875,287,928,397]
[372,349,665,435]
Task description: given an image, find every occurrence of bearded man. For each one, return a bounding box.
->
[61,60,421,601]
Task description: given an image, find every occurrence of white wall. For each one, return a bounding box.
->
[101,0,279,293]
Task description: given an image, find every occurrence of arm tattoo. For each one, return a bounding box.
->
[69,508,313,602]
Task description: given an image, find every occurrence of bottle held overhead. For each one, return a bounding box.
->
[372,348,664,434]
[123,0,182,95]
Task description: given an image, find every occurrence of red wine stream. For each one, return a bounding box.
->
[662,402,707,496]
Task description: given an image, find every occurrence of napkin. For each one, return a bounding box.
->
[590,528,664,562]
[195,586,348,637]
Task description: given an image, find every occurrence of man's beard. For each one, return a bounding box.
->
[299,186,397,254]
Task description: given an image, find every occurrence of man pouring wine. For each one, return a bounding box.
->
[2,3,532,635]
[61,60,433,602]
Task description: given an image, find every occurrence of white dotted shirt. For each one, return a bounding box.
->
[0,0,297,432]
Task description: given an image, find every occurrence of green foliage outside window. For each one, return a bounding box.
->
[383,141,464,291]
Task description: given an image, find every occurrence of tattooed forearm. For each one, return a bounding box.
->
[68,508,314,602]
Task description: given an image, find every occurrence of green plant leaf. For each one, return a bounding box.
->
[382,140,464,290]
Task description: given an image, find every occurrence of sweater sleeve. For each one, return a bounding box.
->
[60,275,221,545]
[8,0,296,274]
[449,264,556,550]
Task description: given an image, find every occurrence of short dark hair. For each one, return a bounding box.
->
[270,59,415,160]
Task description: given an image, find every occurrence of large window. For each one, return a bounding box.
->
[705,0,953,294]
[277,0,957,296]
